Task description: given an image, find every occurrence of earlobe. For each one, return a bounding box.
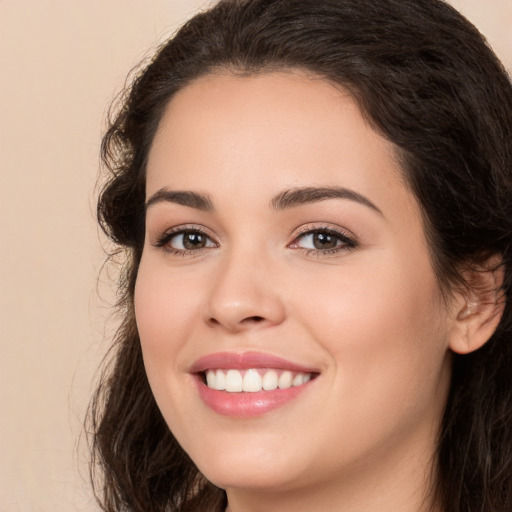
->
[449,257,505,355]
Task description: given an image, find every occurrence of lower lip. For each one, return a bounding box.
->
[195,377,314,418]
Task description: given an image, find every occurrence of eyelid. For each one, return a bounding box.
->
[288,223,358,253]
[151,224,219,253]
[291,223,357,241]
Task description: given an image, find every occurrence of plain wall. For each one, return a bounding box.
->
[0,1,510,510]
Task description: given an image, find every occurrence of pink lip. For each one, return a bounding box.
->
[190,352,319,418]
[189,351,318,373]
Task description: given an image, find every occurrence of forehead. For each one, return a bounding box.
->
[146,72,415,219]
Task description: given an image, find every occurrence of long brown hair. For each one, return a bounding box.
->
[90,1,512,510]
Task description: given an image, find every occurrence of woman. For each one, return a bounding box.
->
[90,0,512,511]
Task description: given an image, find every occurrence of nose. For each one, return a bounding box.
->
[204,250,286,333]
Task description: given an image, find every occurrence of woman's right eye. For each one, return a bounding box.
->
[153,229,217,254]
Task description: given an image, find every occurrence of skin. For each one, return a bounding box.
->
[134,72,465,512]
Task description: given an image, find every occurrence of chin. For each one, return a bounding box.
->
[199,460,301,493]
[183,429,308,492]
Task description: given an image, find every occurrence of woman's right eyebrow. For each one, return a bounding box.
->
[145,188,214,212]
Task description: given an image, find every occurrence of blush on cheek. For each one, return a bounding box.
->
[135,272,175,360]
[135,262,203,375]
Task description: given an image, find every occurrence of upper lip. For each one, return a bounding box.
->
[189,351,319,374]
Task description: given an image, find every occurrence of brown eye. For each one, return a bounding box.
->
[311,231,338,250]
[169,230,215,251]
[292,228,356,253]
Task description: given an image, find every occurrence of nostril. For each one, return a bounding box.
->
[206,314,269,330]
[244,316,264,323]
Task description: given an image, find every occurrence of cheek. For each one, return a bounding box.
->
[292,250,450,411]
[133,258,207,437]
[134,259,199,374]
[289,260,451,465]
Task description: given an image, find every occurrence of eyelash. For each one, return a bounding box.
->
[289,225,357,256]
[152,224,357,258]
[152,225,218,257]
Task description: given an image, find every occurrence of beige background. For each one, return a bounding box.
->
[0,1,510,510]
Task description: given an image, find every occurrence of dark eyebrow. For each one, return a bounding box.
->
[145,188,214,212]
[270,186,383,216]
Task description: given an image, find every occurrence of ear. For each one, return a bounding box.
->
[449,255,505,355]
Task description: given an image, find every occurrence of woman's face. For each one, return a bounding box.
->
[135,72,456,499]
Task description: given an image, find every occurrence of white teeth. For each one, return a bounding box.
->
[293,373,304,386]
[278,371,293,389]
[215,369,226,390]
[262,369,278,391]
[242,369,262,392]
[206,370,226,390]
[225,369,243,392]
[205,369,313,392]
[206,370,216,389]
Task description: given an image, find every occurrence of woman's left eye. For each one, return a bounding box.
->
[290,228,356,253]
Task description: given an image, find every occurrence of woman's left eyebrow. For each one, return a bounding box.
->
[270,186,384,216]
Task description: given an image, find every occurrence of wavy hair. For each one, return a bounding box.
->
[90,1,512,511]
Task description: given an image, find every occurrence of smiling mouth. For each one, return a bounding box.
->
[202,368,317,393]
[192,353,319,416]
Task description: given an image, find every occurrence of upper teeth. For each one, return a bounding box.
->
[205,369,312,393]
